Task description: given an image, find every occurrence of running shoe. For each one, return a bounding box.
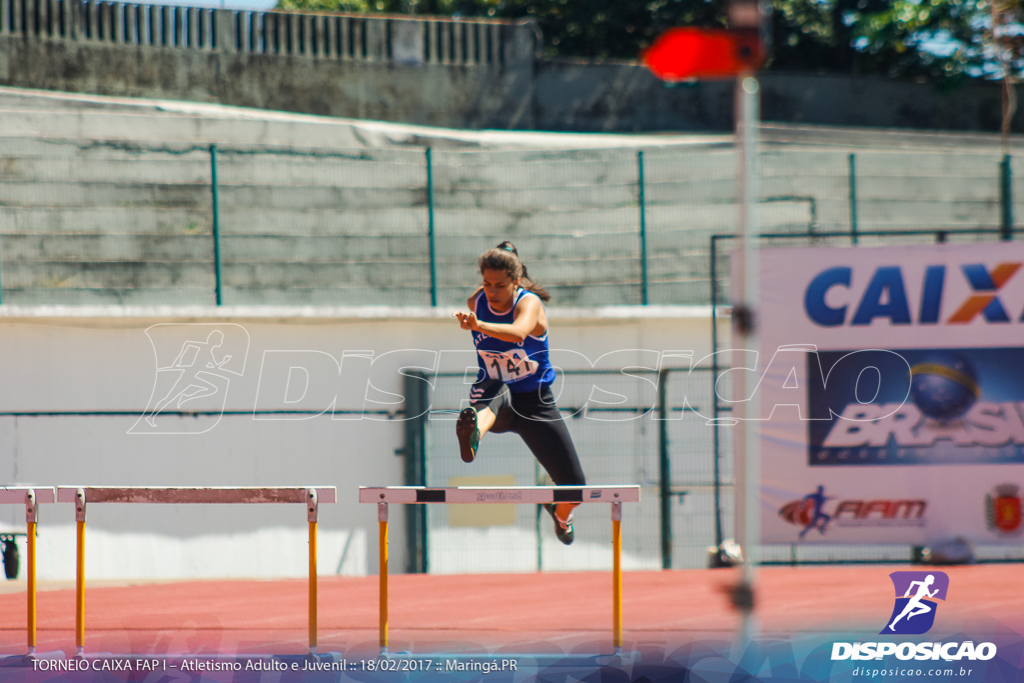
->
[456,407,480,463]
[544,503,575,545]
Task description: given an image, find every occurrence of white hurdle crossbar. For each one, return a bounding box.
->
[55,486,336,657]
[0,487,56,657]
[359,485,641,655]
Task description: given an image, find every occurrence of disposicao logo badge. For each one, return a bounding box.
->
[129,323,250,435]
[881,571,949,635]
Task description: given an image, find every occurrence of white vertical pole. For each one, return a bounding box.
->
[733,73,761,653]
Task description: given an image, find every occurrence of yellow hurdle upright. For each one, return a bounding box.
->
[0,487,54,658]
[56,486,336,658]
[359,485,640,656]
[307,488,319,656]
[27,519,37,653]
[612,501,623,652]
[74,489,86,656]
[378,502,389,653]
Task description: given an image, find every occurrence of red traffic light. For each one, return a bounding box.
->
[642,28,766,81]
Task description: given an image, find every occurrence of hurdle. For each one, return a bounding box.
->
[55,486,336,657]
[0,487,56,659]
[359,485,641,656]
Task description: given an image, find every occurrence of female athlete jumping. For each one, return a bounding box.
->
[452,242,586,545]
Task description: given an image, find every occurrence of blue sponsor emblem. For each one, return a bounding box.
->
[807,347,1024,466]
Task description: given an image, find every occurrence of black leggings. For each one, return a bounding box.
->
[470,379,586,486]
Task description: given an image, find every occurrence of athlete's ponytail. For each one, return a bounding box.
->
[479,241,551,302]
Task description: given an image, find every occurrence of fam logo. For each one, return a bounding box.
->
[779,485,833,539]
[779,486,927,539]
[804,262,1022,327]
[129,324,250,435]
[881,571,949,635]
[985,484,1022,536]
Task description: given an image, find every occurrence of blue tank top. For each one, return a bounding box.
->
[471,288,556,392]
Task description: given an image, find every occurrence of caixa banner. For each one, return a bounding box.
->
[743,242,1024,545]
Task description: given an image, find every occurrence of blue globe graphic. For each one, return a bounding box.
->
[909,352,979,422]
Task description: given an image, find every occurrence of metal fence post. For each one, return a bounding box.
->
[711,374,725,556]
[535,461,543,572]
[1001,154,1013,241]
[658,368,671,569]
[426,147,438,306]
[402,371,429,573]
[848,153,858,245]
[709,235,726,564]
[638,150,649,305]
[210,144,223,306]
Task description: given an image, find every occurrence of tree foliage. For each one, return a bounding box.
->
[273,0,1023,83]
[274,0,505,16]
[989,0,1024,78]
[496,0,727,60]
[771,0,996,83]
[273,0,728,58]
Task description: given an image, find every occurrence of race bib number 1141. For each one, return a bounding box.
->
[479,349,539,383]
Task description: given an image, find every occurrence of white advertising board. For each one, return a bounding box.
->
[747,242,1024,545]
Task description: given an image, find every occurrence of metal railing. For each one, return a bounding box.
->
[0,0,516,66]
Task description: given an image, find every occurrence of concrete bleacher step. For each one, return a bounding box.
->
[0,286,217,305]
[219,285,658,308]
[1,260,214,288]
[0,86,1017,307]
[857,200,999,225]
[0,106,398,150]
[0,155,213,185]
[0,207,212,233]
[0,233,214,261]
[0,180,210,208]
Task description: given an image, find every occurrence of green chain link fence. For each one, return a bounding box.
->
[2,136,1023,571]
[0,139,1016,306]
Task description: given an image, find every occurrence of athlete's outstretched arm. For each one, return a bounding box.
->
[453,295,541,343]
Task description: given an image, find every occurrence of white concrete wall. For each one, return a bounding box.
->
[0,304,722,580]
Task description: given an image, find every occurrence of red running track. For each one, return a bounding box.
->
[0,565,1021,659]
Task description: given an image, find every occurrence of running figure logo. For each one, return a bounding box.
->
[130,323,250,435]
[881,571,949,635]
[799,485,832,539]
